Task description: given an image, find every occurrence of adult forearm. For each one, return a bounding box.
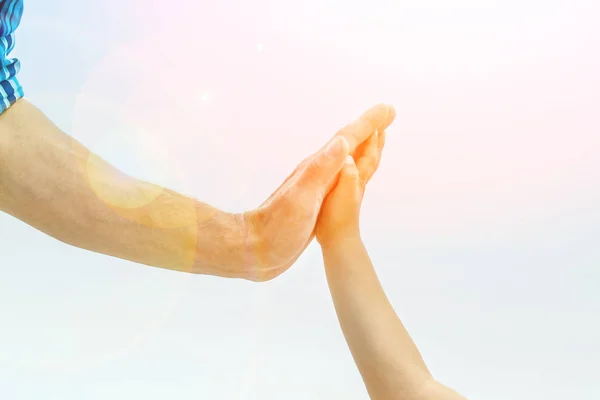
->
[322,236,433,400]
[0,99,252,276]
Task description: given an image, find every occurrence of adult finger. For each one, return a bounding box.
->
[329,104,395,155]
[299,136,350,188]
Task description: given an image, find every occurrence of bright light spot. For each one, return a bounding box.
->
[257,43,264,52]
[199,92,211,103]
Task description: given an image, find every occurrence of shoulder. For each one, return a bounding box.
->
[0,0,24,36]
[0,0,24,115]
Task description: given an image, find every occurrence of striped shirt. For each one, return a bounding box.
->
[0,0,23,115]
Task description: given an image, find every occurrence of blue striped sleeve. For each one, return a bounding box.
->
[0,0,24,115]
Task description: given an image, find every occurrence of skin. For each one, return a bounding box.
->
[315,131,468,400]
[0,98,395,281]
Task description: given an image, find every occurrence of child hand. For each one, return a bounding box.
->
[315,129,386,247]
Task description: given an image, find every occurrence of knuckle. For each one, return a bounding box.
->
[308,154,325,172]
[302,155,331,185]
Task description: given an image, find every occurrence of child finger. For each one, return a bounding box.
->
[378,130,387,153]
[357,130,380,186]
[333,156,360,197]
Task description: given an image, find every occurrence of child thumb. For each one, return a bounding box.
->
[336,156,360,194]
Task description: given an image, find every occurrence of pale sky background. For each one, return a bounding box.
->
[1,0,599,399]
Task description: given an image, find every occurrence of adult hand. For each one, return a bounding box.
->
[241,104,396,281]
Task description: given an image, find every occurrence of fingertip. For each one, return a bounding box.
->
[386,104,396,120]
[362,104,388,129]
[380,104,396,131]
[343,155,359,177]
[363,103,396,132]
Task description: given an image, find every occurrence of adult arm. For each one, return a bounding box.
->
[0,98,395,280]
[0,99,248,276]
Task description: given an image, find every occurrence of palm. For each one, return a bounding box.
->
[243,104,396,282]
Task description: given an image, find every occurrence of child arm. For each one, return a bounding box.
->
[322,236,467,400]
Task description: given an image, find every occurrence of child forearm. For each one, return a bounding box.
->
[315,126,466,399]
[321,235,433,399]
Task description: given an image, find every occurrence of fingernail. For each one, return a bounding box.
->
[325,138,342,158]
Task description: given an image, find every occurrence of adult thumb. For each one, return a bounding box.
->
[300,136,350,187]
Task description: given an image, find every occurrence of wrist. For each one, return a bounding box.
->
[318,230,362,253]
[189,206,261,279]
